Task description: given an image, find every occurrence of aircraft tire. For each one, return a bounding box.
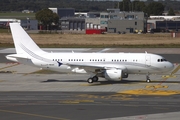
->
[87,78,93,83]
[146,79,151,83]
[92,76,98,82]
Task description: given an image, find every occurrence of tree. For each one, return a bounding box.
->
[168,8,175,16]
[145,2,164,16]
[117,0,131,11]
[132,1,146,12]
[35,8,59,30]
[116,0,146,12]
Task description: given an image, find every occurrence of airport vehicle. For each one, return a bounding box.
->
[6,23,174,83]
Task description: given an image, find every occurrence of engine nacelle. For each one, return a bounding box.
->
[104,69,122,81]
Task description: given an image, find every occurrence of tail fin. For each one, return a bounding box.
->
[9,23,44,55]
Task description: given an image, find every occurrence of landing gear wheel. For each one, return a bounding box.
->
[87,78,93,83]
[146,73,151,83]
[92,76,98,82]
[146,79,151,83]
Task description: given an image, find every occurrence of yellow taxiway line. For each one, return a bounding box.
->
[118,89,180,96]
[171,64,180,75]
[0,63,19,71]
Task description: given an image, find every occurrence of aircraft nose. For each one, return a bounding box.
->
[168,62,174,70]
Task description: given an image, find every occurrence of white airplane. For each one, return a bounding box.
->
[6,23,174,83]
[150,16,180,20]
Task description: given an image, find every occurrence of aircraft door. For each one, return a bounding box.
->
[145,56,151,67]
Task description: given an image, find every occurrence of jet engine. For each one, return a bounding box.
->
[104,69,123,81]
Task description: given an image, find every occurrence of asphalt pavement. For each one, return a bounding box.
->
[0,48,180,120]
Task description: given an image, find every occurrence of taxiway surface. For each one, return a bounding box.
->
[0,48,180,120]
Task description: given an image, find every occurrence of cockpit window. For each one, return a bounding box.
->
[157,59,167,62]
[163,59,167,61]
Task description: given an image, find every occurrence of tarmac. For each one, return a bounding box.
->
[0,48,180,120]
[0,63,180,94]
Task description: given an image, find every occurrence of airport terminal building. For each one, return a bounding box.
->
[55,8,146,33]
[1,8,180,34]
[147,16,180,32]
[107,11,146,33]
[60,17,85,31]
[51,8,180,33]
[0,19,38,30]
[85,9,146,33]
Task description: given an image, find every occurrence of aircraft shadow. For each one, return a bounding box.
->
[118,79,180,84]
[42,79,139,84]
[41,79,180,85]
[42,79,86,83]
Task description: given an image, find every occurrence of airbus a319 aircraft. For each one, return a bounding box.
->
[6,23,174,83]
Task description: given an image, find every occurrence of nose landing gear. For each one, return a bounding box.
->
[146,73,151,83]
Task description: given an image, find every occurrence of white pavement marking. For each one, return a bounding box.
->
[97,48,112,53]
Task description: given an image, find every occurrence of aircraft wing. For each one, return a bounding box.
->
[64,63,126,73]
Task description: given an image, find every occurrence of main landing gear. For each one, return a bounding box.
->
[87,76,99,83]
[146,73,151,83]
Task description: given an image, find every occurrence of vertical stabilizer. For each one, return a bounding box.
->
[9,23,44,55]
